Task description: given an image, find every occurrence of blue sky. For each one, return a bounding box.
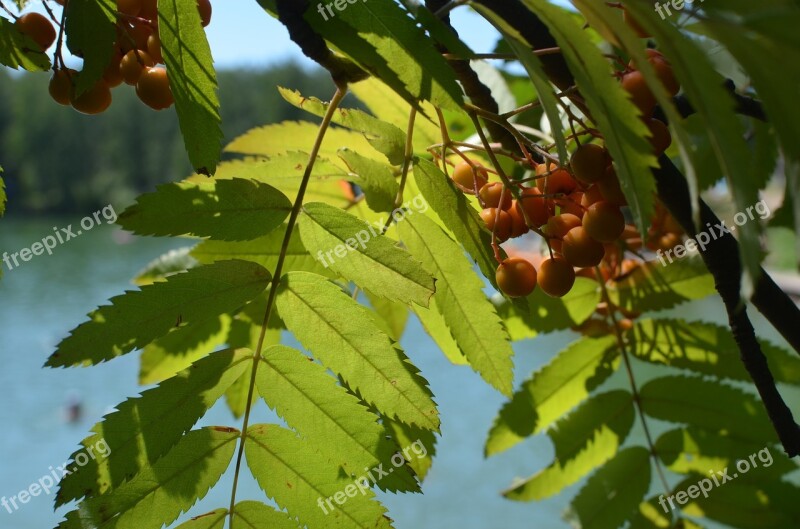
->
[17,0,500,70]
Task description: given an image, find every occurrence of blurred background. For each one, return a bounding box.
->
[1,1,798,528]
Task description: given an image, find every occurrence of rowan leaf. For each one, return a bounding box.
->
[118,178,292,241]
[64,0,116,93]
[133,247,198,286]
[55,349,250,506]
[565,446,651,529]
[245,424,393,529]
[365,291,409,341]
[398,212,514,395]
[503,390,635,501]
[639,376,778,443]
[280,88,406,164]
[413,158,499,285]
[298,202,435,307]
[233,501,303,529]
[159,0,223,173]
[412,298,469,366]
[486,336,619,456]
[46,260,270,367]
[0,17,50,71]
[173,509,227,529]
[338,149,399,213]
[275,272,439,430]
[56,427,239,529]
[256,345,419,492]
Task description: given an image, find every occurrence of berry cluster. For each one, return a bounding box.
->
[41,0,212,114]
[451,139,684,301]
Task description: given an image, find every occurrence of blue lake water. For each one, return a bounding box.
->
[2,218,798,529]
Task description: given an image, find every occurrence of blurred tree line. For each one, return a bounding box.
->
[0,63,334,214]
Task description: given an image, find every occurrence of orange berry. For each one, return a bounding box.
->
[515,188,550,228]
[479,182,512,210]
[536,166,577,196]
[538,257,576,298]
[452,162,488,193]
[583,201,626,243]
[116,0,143,17]
[140,0,158,20]
[631,50,680,96]
[598,166,628,206]
[496,257,537,298]
[16,12,56,51]
[103,51,124,87]
[480,208,513,242]
[570,144,608,185]
[621,70,656,117]
[646,118,672,155]
[136,67,174,110]
[70,78,112,115]
[507,201,530,238]
[557,191,585,217]
[48,69,74,106]
[147,33,163,63]
[562,226,606,268]
[544,213,582,239]
[197,0,212,27]
[120,49,155,85]
[581,184,605,207]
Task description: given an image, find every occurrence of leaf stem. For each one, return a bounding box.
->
[227,87,348,526]
[594,268,672,496]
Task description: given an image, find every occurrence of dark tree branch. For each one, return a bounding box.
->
[424,0,519,153]
[275,0,368,88]
[470,0,800,455]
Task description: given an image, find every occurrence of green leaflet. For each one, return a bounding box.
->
[349,78,442,154]
[191,227,333,278]
[64,0,115,93]
[383,418,437,482]
[412,298,469,366]
[0,17,50,71]
[245,424,393,529]
[398,212,514,396]
[280,88,406,165]
[57,427,239,529]
[639,375,778,443]
[55,349,251,507]
[298,202,435,307]
[133,247,198,286]
[159,0,223,174]
[225,122,382,166]
[173,509,227,529]
[365,291,409,341]
[413,159,499,285]
[521,0,657,236]
[606,257,715,313]
[117,178,292,241]
[139,314,231,384]
[233,501,304,529]
[679,478,800,528]
[485,335,619,456]
[275,272,439,430]
[46,260,270,367]
[630,496,701,529]
[0,165,5,216]
[256,345,419,492]
[499,277,600,340]
[623,1,763,289]
[338,149,399,213]
[655,427,795,480]
[627,319,800,384]
[503,390,635,502]
[565,446,651,529]
[303,0,464,110]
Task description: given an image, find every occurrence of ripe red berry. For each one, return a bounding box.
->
[646,118,672,155]
[136,67,174,110]
[562,226,606,268]
[120,49,155,85]
[479,182,512,210]
[452,162,488,193]
[496,257,537,298]
[507,201,530,238]
[515,188,550,228]
[49,70,74,106]
[480,208,513,242]
[583,201,626,243]
[70,78,113,115]
[535,165,578,195]
[570,144,608,185]
[538,257,576,298]
[621,70,656,117]
[16,12,56,51]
